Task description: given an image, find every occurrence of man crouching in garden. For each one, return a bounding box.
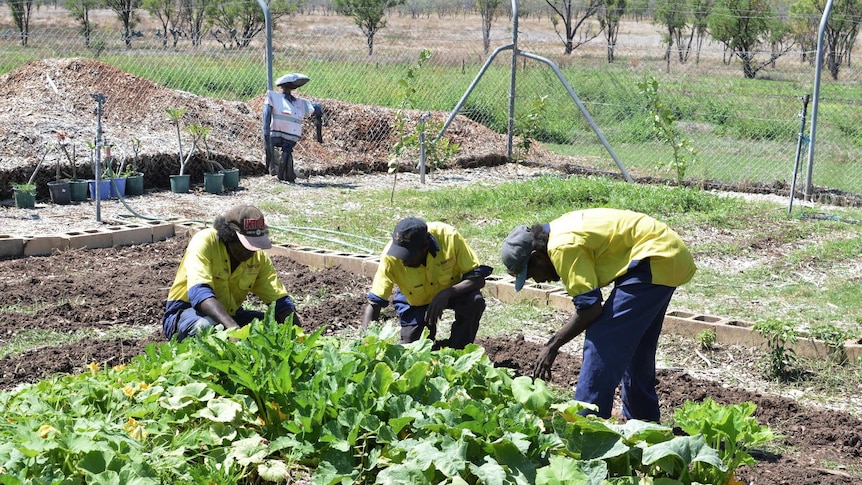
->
[162,204,301,341]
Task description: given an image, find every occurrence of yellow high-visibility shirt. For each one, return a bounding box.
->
[548,209,696,297]
[166,228,289,316]
[370,222,481,307]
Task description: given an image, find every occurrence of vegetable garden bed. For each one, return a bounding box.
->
[0,233,860,483]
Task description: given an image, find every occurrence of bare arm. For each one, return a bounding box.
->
[533,302,603,380]
[198,297,240,330]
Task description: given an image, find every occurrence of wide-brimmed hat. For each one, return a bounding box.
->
[501,225,533,291]
[275,73,310,90]
[386,217,428,261]
[225,205,272,251]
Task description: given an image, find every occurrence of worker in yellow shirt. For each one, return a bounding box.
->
[502,208,696,422]
[362,217,492,349]
[162,205,301,341]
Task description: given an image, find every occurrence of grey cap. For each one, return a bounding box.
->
[501,225,533,291]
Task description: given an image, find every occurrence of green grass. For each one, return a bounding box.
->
[256,174,862,334]
[0,325,157,360]
[4,33,862,193]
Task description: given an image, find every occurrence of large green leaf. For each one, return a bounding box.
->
[535,455,606,485]
[641,434,726,478]
[196,397,242,423]
[511,376,551,415]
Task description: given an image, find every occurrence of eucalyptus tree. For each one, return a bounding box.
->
[207,0,302,49]
[598,0,626,62]
[709,0,793,78]
[654,0,690,70]
[791,0,862,80]
[478,0,502,54]
[789,0,818,63]
[333,0,407,55]
[65,0,99,47]
[8,0,36,46]
[691,0,713,63]
[103,0,141,48]
[544,0,603,55]
[141,0,175,48]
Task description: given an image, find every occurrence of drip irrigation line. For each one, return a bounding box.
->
[275,225,385,245]
[106,189,383,254]
[270,225,378,254]
[801,212,860,224]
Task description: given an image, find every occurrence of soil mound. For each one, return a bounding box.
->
[0,58,569,199]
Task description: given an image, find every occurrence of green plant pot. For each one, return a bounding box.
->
[68,179,88,202]
[47,181,71,205]
[13,188,36,209]
[221,168,240,190]
[170,174,191,194]
[125,173,144,196]
[204,172,224,194]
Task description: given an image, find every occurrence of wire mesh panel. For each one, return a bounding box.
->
[1,5,861,198]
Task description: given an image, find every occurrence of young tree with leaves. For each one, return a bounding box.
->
[334,0,406,55]
[544,0,603,55]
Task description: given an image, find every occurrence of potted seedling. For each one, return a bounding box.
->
[47,142,71,205]
[11,181,37,209]
[56,131,88,202]
[102,144,126,198]
[166,106,193,193]
[190,123,224,194]
[120,138,144,196]
[12,147,50,209]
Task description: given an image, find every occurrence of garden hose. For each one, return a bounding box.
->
[109,187,383,254]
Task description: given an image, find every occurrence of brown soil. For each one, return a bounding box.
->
[1,233,860,484]
[1,53,861,484]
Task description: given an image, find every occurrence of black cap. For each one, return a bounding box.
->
[386,217,428,261]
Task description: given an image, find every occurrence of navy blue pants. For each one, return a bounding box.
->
[393,288,485,349]
[574,281,676,422]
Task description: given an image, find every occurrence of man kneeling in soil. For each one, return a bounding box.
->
[361,217,492,349]
[162,204,302,341]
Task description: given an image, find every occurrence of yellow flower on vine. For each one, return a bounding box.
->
[85,362,100,376]
[38,424,59,439]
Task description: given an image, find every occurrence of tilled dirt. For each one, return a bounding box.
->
[1,233,860,484]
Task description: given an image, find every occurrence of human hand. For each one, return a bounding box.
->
[532,344,558,381]
[426,289,452,327]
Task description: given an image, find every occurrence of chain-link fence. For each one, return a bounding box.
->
[2,4,861,201]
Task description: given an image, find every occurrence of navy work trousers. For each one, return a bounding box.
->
[393,288,485,349]
[574,281,676,422]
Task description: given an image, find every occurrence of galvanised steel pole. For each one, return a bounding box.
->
[804,0,833,201]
